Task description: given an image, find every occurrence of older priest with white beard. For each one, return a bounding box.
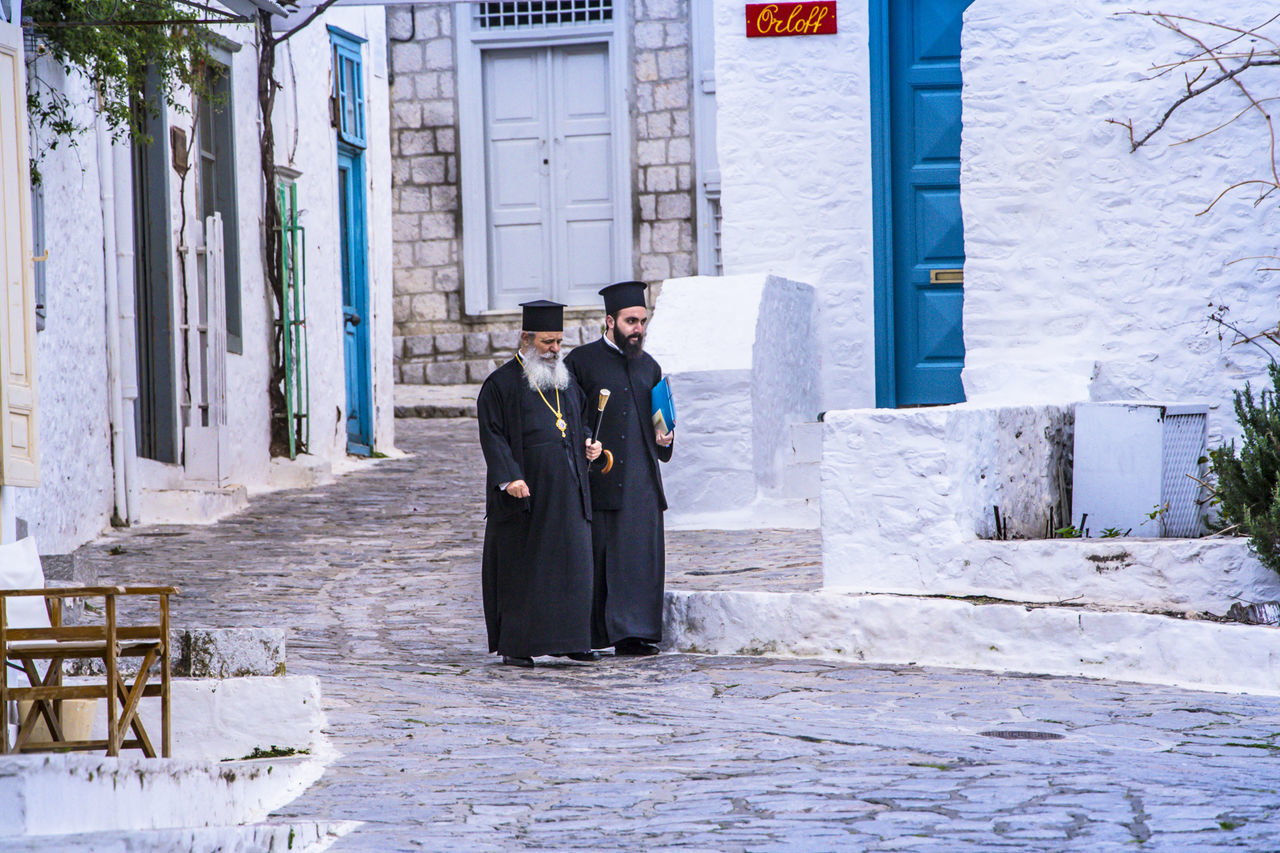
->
[477,300,603,668]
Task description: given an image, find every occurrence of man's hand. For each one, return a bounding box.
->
[505,480,530,498]
[585,439,602,461]
[655,428,674,448]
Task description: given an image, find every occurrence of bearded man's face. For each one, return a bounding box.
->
[609,307,648,358]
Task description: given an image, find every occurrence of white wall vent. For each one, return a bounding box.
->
[1072,402,1209,538]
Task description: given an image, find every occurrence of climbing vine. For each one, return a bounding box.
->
[23,0,219,181]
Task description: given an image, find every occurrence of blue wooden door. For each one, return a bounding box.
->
[332,27,372,455]
[873,0,971,406]
[338,146,372,455]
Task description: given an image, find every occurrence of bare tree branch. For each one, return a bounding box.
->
[272,0,343,45]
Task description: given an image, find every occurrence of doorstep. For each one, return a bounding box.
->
[663,589,1280,696]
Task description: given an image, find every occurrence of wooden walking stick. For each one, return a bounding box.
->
[592,389,614,474]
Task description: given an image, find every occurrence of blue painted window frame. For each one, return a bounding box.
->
[328,26,367,149]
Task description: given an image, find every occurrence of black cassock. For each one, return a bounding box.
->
[477,359,594,658]
[564,338,673,647]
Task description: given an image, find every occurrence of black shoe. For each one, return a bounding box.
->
[614,638,660,657]
[501,655,535,668]
[551,651,601,662]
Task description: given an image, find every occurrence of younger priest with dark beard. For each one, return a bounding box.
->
[477,300,603,668]
[565,282,674,657]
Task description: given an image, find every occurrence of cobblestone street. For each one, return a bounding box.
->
[76,419,1280,851]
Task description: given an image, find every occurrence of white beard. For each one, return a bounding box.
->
[521,347,570,391]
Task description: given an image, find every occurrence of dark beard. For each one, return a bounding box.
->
[612,326,644,359]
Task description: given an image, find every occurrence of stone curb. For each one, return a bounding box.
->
[664,589,1280,696]
[67,627,286,678]
[395,403,477,419]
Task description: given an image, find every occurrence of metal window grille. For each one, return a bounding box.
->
[1161,411,1208,537]
[31,178,45,332]
[277,181,310,460]
[473,1,613,30]
[707,189,723,276]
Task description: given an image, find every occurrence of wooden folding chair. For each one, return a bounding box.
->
[0,584,178,757]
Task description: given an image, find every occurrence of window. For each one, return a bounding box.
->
[132,66,178,463]
[198,59,242,352]
[473,0,613,30]
[332,34,365,149]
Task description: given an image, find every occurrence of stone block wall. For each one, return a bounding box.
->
[387,1,698,384]
[633,0,696,283]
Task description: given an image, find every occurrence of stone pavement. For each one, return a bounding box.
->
[75,418,1280,851]
[395,383,482,419]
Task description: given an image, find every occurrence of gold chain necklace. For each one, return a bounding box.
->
[517,353,568,437]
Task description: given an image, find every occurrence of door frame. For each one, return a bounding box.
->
[330,25,373,455]
[869,0,896,408]
[455,1,632,316]
[338,143,373,455]
[869,0,909,409]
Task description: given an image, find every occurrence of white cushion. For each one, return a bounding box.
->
[0,537,52,689]
[0,537,50,630]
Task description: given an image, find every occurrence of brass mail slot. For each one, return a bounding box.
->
[929,268,964,284]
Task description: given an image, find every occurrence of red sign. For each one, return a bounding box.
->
[746,2,837,38]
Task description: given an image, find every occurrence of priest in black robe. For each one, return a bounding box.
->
[477,300,602,667]
[564,282,674,656]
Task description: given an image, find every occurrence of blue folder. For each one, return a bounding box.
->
[651,378,676,434]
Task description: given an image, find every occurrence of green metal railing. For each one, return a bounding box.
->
[278,182,309,459]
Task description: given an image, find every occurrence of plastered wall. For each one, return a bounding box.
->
[960,1,1280,445]
[711,0,1280,435]
[13,9,393,554]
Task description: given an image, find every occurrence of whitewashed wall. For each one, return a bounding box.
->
[222,27,272,486]
[647,273,818,527]
[12,67,114,555]
[713,0,874,412]
[712,0,1280,438]
[13,9,393,556]
[277,8,394,459]
[961,1,1280,445]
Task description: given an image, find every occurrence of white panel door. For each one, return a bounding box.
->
[483,49,552,310]
[482,42,617,310]
[0,22,38,488]
[553,44,614,306]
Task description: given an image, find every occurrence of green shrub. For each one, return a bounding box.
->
[1210,362,1280,575]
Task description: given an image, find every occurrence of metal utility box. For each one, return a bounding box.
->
[1071,402,1208,538]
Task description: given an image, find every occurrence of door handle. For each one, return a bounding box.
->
[345,310,362,326]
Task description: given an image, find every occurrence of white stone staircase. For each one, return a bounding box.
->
[664,403,1280,696]
[0,677,354,850]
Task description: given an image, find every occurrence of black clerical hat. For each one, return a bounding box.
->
[599,281,647,315]
[520,300,564,332]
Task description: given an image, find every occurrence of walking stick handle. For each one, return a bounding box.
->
[592,389,613,473]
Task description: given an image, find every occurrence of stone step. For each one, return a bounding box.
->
[824,536,1280,618]
[66,627,287,678]
[395,382,481,419]
[0,820,359,852]
[0,676,330,837]
[136,485,249,525]
[663,589,1280,696]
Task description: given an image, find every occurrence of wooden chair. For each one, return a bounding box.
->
[0,555,177,757]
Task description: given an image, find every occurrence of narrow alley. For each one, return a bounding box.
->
[73,419,1280,851]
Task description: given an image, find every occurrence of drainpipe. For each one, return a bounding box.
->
[97,115,129,525]
[112,142,141,524]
